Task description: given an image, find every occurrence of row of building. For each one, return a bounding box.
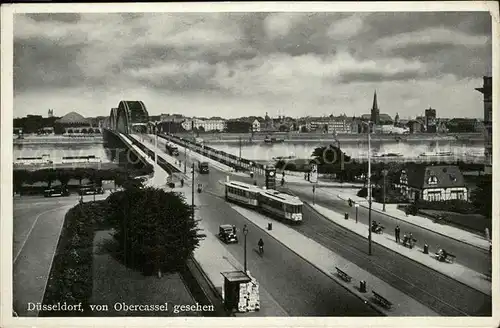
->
[157,91,485,135]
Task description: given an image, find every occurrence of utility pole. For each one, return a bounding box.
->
[191,162,195,220]
[239,136,242,171]
[368,127,373,256]
[184,145,187,174]
[382,169,388,212]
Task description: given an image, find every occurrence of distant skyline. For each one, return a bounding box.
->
[11,7,493,120]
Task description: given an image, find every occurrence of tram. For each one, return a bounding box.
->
[224,180,303,223]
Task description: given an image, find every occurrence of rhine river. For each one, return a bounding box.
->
[203,139,484,162]
[13,134,485,165]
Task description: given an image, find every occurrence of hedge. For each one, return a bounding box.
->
[40,200,111,316]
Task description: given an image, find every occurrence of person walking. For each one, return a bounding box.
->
[403,233,408,247]
[395,225,401,243]
[409,232,414,249]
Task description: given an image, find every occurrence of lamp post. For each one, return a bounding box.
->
[362,121,373,255]
[191,163,195,219]
[355,203,359,223]
[382,169,388,212]
[243,224,249,273]
[154,123,158,165]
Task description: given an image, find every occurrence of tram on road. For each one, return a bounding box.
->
[224,180,261,207]
[258,189,303,223]
[224,180,303,223]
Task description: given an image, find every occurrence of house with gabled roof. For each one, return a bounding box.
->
[395,165,468,202]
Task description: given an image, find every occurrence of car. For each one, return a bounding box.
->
[44,187,70,197]
[78,186,104,195]
[218,224,238,244]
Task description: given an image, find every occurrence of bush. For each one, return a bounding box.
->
[415,199,477,215]
[108,187,205,274]
[41,201,109,316]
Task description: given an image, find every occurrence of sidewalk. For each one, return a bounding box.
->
[311,203,491,296]
[334,192,490,251]
[229,204,439,316]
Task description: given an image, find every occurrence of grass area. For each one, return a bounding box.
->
[90,231,200,317]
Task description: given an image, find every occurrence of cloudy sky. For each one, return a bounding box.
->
[12,9,492,120]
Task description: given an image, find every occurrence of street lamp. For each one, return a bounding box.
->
[382,169,388,212]
[243,224,249,273]
[355,203,359,223]
[361,121,373,255]
[154,123,158,165]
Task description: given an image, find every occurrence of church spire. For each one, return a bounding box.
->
[370,90,380,124]
[372,90,379,111]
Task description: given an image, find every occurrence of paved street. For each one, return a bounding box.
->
[162,136,491,316]
[195,190,379,316]
[13,194,108,316]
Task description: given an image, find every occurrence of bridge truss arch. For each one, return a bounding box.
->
[109,101,150,134]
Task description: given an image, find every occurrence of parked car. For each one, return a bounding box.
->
[218,224,238,244]
[78,186,104,195]
[44,187,70,197]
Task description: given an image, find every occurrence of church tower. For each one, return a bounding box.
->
[370,91,380,124]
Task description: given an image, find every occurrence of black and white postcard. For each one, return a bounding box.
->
[1,2,498,328]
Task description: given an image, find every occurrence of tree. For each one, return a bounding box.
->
[300,126,308,133]
[279,124,289,132]
[107,187,204,274]
[471,175,492,218]
[198,126,205,132]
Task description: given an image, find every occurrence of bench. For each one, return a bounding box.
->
[372,291,392,309]
[434,252,456,263]
[335,267,352,282]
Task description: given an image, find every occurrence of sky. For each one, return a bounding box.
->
[12,10,493,120]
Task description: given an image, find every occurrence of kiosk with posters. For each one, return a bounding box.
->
[221,271,253,312]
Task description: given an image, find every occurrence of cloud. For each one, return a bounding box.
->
[11,11,493,119]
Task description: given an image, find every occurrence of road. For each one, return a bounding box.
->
[13,194,108,316]
[149,135,379,316]
[195,192,379,316]
[157,135,491,316]
[285,183,491,274]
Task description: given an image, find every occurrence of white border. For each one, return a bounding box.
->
[1,2,499,328]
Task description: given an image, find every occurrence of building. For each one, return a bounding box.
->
[252,119,261,132]
[476,76,492,174]
[396,165,468,202]
[55,112,95,134]
[48,109,54,118]
[182,118,226,132]
[407,119,424,133]
[425,107,437,133]
[161,114,185,123]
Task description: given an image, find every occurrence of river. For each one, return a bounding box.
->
[204,139,484,162]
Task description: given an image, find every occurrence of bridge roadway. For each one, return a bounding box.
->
[148,133,491,316]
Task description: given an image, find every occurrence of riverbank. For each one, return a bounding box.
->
[14,135,104,145]
[174,132,483,144]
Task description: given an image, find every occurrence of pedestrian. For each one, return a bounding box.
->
[395,225,400,243]
[403,233,408,247]
[409,232,414,249]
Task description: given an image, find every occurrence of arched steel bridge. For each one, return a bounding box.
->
[103,100,157,134]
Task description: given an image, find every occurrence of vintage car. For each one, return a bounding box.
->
[44,187,70,197]
[78,186,104,195]
[218,224,238,244]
